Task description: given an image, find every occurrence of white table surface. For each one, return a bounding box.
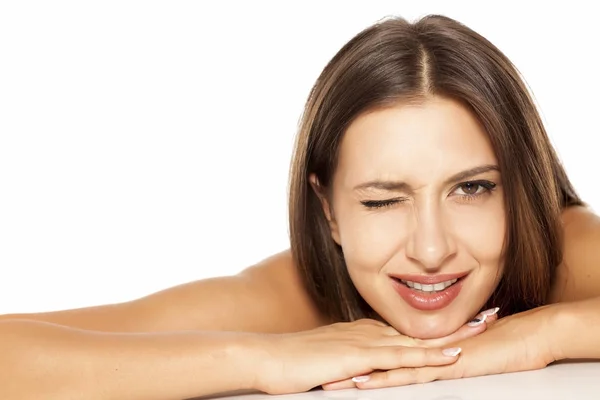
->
[206,361,600,400]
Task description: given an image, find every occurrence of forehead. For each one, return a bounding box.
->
[335,97,497,187]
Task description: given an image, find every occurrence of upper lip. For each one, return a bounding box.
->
[389,272,469,284]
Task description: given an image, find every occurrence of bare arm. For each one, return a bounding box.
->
[1,250,326,333]
[549,205,600,304]
[0,319,263,400]
[0,281,468,399]
[548,205,600,359]
[550,296,600,360]
[0,250,326,398]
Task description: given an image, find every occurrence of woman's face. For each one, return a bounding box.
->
[314,96,505,339]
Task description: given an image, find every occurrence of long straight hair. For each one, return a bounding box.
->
[288,15,582,322]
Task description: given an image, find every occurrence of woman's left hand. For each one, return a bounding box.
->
[322,305,559,390]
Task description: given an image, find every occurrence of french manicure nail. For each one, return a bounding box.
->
[442,347,462,357]
[467,313,488,327]
[481,307,500,317]
[352,375,371,383]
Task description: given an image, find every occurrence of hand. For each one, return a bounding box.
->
[251,313,496,395]
[324,306,554,390]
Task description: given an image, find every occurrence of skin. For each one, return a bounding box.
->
[0,97,599,398]
[313,96,505,339]
[0,98,598,337]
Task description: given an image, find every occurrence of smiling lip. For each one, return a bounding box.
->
[389,272,469,284]
[390,272,469,311]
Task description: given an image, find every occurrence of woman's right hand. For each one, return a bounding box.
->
[249,316,494,395]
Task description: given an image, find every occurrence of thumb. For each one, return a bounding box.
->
[418,307,500,348]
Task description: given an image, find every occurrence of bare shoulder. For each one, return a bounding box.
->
[0,250,328,334]
[238,249,330,330]
[549,206,600,303]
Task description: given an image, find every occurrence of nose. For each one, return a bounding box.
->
[405,201,456,271]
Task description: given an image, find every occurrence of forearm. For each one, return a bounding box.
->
[0,319,259,400]
[550,296,600,360]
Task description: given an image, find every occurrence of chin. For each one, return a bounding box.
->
[401,320,463,340]
[383,311,469,340]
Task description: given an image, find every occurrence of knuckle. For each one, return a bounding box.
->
[381,369,394,384]
[394,346,407,358]
[381,326,400,337]
[406,367,420,383]
[326,321,343,331]
[427,347,443,361]
[347,319,369,331]
[351,319,388,339]
[358,318,381,327]
[408,336,424,347]
[410,367,435,384]
[455,358,467,379]
[352,345,369,361]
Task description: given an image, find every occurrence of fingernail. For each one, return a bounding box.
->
[442,347,462,357]
[481,307,500,317]
[467,313,488,327]
[352,375,371,383]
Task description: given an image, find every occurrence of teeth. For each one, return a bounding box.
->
[400,278,458,293]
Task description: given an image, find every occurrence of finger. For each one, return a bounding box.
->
[484,310,499,323]
[353,366,444,389]
[484,311,499,326]
[381,325,402,336]
[418,307,499,348]
[367,345,462,371]
[322,378,356,391]
[478,307,500,323]
[373,333,418,347]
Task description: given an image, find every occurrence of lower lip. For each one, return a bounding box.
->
[391,277,464,311]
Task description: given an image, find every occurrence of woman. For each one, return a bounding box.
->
[1,14,599,399]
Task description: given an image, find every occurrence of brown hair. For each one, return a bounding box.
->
[288,15,582,322]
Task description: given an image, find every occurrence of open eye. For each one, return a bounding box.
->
[455,182,485,195]
[452,180,496,200]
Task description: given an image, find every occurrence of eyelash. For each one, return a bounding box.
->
[361,198,408,209]
[360,180,497,209]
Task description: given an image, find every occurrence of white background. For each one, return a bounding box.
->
[1,1,598,314]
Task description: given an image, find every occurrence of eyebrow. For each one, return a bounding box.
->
[352,164,500,192]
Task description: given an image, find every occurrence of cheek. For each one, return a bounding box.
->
[335,207,411,273]
[450,199,506,266]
